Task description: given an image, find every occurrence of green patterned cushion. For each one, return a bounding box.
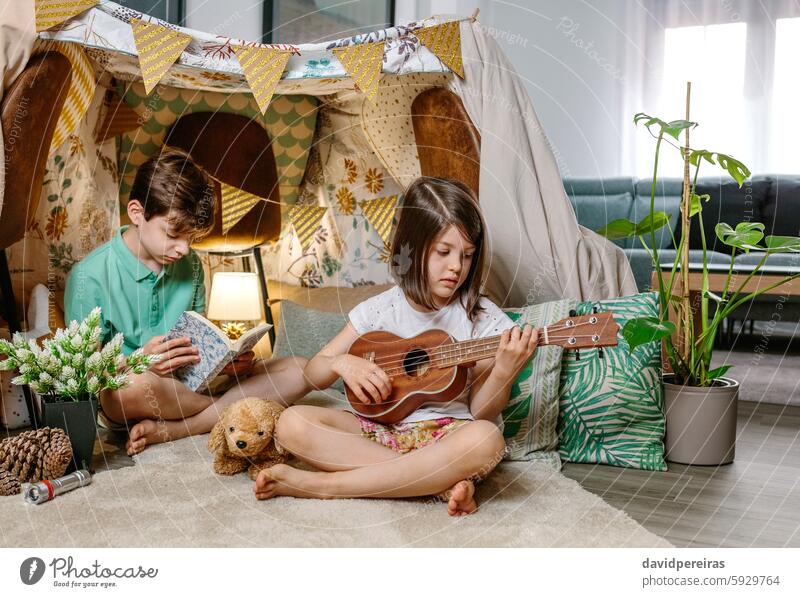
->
[501,298,577,465]
[272,300,347,394]
[557,292,667,471]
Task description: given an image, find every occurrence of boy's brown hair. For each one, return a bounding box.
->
[391,176,486,320]
[129,147,216,239]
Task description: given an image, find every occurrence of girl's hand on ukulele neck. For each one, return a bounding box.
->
[333,354,392,404]
[493,325,539,380]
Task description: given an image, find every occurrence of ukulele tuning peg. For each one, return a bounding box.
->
[575,349,580,361]
[593,305,599,314]
[597,347,604,359]
[569,309,577,317]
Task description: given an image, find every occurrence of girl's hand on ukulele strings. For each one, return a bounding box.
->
[494,325,539,379]
[333,354,392,404]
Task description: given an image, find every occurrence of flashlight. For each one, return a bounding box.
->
[21,470,92,505]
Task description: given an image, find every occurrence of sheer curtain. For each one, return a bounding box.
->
[623,0,800,177]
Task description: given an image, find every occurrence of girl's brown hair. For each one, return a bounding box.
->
[391,176,486,320]
[129,147,216,239]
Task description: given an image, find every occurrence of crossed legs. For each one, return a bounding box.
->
[255,404,507,515]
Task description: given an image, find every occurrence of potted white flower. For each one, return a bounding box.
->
[0,307,159,471]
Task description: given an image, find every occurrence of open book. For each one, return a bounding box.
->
[165,311,271,392]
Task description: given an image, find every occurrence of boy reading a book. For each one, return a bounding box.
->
[65,148,308,455]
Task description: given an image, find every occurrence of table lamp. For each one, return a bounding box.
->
[206,272,263,339]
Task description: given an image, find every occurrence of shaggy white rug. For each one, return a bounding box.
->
[1,434,672,548]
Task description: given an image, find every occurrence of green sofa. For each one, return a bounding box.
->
[563,176,800,334]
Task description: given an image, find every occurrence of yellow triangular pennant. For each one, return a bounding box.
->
[233,46,291,115]
[415,21,464,78]
[35,0,98,32]
[332,41,385,102]
[359,195,399,244]
[131,19,192,95]
[35,40,96,153]
[288,205,328,250]
[220,182,265,234]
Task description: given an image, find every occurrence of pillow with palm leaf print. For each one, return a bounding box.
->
[501,298,577,467]
[557,292,667,471]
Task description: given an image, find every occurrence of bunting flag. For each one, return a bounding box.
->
[415,21,464,78]
[220,181,265,234]
[332,41,385,102]
[35,0,98,32]
[233,46,291,115]
[95,89,141,144]
[288,204,328,249]
[38,41,96,152]
[131,19,192,95]
[359,195,399,244]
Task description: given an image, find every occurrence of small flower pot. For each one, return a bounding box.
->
[35,393,99,473]
[663,375,739,466]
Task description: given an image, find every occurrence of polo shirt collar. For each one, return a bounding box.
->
[113,226,172,282]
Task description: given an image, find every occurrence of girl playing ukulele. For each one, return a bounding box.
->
[254,177,539,515]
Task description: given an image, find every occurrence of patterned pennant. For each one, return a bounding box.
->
[35,0,98,32]
[415,21,464,78]
[220,181,265,234]
[359,195,399,244]
[36,40,96,152]
[332,41,385,102]
[131,19,192,95]
[233,46,291,115]
[95,89,141,144]
[288,204,328,249]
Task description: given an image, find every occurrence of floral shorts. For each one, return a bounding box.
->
[355,415,470,454]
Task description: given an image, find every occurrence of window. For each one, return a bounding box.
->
[118,0,185,26]
[770,17,800,173]
[263,0,394,44]
[639,23,748,177]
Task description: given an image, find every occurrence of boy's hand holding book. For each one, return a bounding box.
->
[142,335,201,375]
[220,350,256,377]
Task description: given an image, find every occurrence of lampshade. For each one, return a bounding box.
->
[206,272,262,321]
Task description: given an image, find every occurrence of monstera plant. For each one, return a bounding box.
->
[597,107,800,465]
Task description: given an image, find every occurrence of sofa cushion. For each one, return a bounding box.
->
[501,297,577,466]
[632,178,682,250]
[557,292,667,471]
[694,176,769,254]
[563,178,636,250]
[762,176,800,238]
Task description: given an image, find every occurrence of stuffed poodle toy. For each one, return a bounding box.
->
[208,398,287,479]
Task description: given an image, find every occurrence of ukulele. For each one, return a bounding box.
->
[346,310,619,424]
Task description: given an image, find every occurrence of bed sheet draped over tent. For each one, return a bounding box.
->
[2,0,634,308]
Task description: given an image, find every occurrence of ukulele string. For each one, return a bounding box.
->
[369,321,609,371]
[370,323,605,370]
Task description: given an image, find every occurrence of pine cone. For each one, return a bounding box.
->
[0,427,73,484]
[0,469,20,496]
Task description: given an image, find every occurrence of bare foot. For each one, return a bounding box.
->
[439,480,477,516]
[253,464,327,500]
[126,419,182,455]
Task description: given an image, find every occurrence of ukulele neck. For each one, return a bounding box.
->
[431,326,557,368]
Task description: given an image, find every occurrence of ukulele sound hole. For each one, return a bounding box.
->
[403,348,430,377]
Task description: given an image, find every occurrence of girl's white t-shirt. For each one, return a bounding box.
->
[347,286,516,425]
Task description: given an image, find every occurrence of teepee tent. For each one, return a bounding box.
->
[2,0,636,311]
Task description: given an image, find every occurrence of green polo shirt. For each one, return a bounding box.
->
[65,226,206,355]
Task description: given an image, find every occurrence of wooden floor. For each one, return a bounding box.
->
[561,400,800,547]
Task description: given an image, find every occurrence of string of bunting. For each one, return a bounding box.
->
[35,0,98,32]
[359,195,399,244]
[34,3,473,102]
